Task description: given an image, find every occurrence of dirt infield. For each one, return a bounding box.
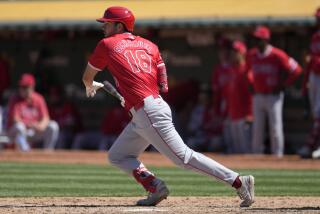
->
[0,150,320,169]
[0,197,319,214]
[0,150,320,213]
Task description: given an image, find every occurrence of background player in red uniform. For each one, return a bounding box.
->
[7,73,59,151]
[211,39,233,153]
[228,40,253,153]
[301,8,320,158]
[82,6,255,207]
[247,26,302,157]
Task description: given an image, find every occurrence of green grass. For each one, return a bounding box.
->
[0,162,319,197]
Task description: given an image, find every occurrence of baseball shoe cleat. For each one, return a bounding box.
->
[136,179,169,206]
[237,175,255,207]
[312,147,320,159]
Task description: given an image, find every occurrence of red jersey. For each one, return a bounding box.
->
[88,33,164,110]
[211,63,233,117]
[227,63,252,121]
[308,31,320,75]
[302,31,320,94]
[247,45,302,94]
[310,30,320,56]
[7,92,49,128]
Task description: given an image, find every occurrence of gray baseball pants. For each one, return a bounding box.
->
[309,72,320,119]
[108,95,238,186]
[252,93,284,157]
[9,121,59,150]
[230,119,252,154]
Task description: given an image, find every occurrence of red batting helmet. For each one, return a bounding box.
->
[97,6,135,32]
[253,25,271,40]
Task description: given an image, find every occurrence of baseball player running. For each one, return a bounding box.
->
[82,6,254,207]
[247,26,302,157]
[301,8,320,158]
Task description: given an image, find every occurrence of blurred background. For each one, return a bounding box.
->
[0,0,319,157]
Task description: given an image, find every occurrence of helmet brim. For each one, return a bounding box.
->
[253,32,270,40]
[96,18,117,23]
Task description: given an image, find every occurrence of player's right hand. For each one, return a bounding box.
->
[86,81,104,97]
[120,96,125,107]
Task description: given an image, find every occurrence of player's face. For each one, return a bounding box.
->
[231,50,245,65]
[253,38,268,52]
[101,22,117,37]
[19,86,34,99]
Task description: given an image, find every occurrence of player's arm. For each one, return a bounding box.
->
[155,50,168,93]
[32,115,49,131]
[280,53,302,86]
[157,63,168,93]
[83,40,109,97]
[245,56,255,93]
[11,102,22,124]
[30,96,49,131]
[82,65,104,98]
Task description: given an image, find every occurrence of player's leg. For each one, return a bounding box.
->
[309,73,317,120]
[310,73,320,158]
[43,120,59,149]
[230,120,241,153]
[267,93,284,157]
[299,73,319,157]
[243,120,253,153]
[108,121,166,195]
[236,119,251,154]
[223,120,233,153]
[8,122,30,151]
[31,120,59,150]
[135,96,254,207]
[108,121,150,173]
[252,94,266,154]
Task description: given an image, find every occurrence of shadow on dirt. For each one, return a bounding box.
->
[249,207,320,211]
[0,204,137,208]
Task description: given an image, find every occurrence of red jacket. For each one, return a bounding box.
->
[226,63,252,121]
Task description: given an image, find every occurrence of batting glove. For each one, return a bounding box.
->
[119,96,125,107]
[86,81,104,98]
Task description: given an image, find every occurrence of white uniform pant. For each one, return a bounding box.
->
[309,72,320,119]
[252,93,284,157]
[223,119,233,154]
[108,95,238,186]
[230,119,252,154]
[9,121,59,150]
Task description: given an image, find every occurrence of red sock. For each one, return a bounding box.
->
[232,176,242,189]
[133,167,156,193]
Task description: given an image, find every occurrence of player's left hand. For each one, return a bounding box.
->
[86,81,104,97]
